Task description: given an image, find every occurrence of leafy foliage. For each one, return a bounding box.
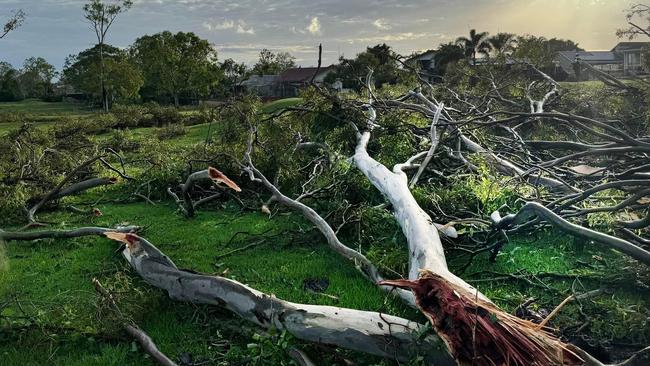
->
[326,44,413,91]
[131,31,221,106]
[63,44,144,105]
[251,49,296,76]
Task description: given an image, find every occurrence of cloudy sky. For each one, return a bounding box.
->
[0,0,637,71]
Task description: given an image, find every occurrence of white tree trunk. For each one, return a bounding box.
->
[353,131,485,299]
[109,233,455,365]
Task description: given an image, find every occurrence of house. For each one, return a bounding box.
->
[278,66,335,97]
[612,42,649,74]
[555,42,649,80]
[240,75,281,98]
[241,66,336,99]
[407,50,437,82]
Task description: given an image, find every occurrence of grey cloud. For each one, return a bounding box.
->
[0,0,629,70]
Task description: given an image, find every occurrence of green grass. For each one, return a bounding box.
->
[261,98,303,114]
[0,201,412,365]
[0,99,95,134]
[0,99,93,115]
[2,197,648,365]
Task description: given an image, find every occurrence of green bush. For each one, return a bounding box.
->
[145,102,184,126]
[155,124,188,140]
[0,112,27,124]
[111,104,148,128]
[103,129,142,153]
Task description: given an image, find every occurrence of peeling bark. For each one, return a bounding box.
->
[104,232,454,365]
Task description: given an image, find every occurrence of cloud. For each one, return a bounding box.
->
[203,19,254,35]
[347,32,431,44]
[373,18,391,30]
[236,21,255,34]
[307,17,321,35]
[202,19,234,31]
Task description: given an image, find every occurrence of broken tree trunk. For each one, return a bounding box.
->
[347,91,601,364]
[168,167,241,217]
[381,271,583,366]
[0,226,139,242]
[353,126,484,299]
[104,232,455,365]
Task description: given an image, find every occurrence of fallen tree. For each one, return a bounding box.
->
[104,232,455,364]
[0,225,139,241]
[167,167,241,217]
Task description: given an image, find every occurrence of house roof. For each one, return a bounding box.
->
[407,50,436,62]
[557,51,620,63]
[279,66,334,82]
[612,42,650,52]
[241,75,280,86]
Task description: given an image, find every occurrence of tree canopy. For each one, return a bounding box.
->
[326,43,409,90]
[1,9,25,39]
[251,49,296,76]
[63,44,143,105]
[130,31,221,106]
[513,35,583,67]
[456,29,491,64]
[20,57,57,99]
[0,62,24,101]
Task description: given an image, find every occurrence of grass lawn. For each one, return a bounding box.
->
[0,99,93,115]
[260,98,303,114]
[0,99,95,133]
[0,201,412,365]
[1,192,648,365]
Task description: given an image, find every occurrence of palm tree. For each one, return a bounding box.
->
[434,43,465,75]
[456,29,491,65]
[489,33,517,58]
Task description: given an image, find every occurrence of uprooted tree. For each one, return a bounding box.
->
[2,53,650,365]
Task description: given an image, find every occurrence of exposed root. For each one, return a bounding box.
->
[381,270,584,366]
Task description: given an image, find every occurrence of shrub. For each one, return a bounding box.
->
[103,129,141,152]
[145,103,184,126]
[111,104,148,128]
[155,124,187,140]
[0,112,27,124]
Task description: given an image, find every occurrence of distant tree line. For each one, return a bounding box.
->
[0,1,589,105]
[0,58,57,101]
[323,30,583,92]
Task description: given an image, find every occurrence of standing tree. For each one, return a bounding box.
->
[488,32,517,58]
[433,42,465,75]
[456,29,491,64]
[63,45,143,105]
[218,58,249,96]
[131,31,221,106]
[326,43,409,90]
[251,49,296,76]
[0,62,24,101]
[1,9,25,39]
[83,0,133,112]
[617,3,650,39]
[20,57,58,99]
[514,35,583,68]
